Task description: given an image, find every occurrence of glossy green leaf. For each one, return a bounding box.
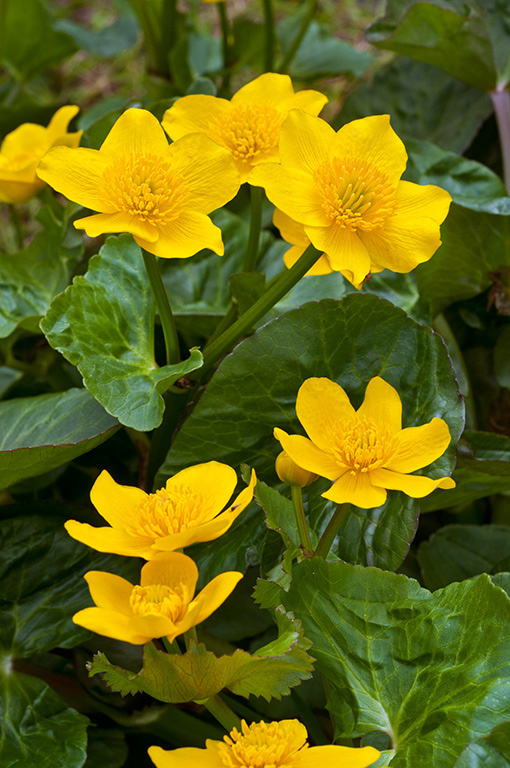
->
[0,671,88,768]
[284,558,510,766]
[367,0,510,91]
[41,235,203,431]
[88,606,313,703]
[337,57,492,153]
[418,524,510,590]
[0,389,118,491]
[0,511,139,657]
[455,722,510,767]
[54,15,138,56]
[0,367,22,399]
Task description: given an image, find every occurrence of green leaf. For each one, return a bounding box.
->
[88,605,313,703]
[0,389,118,491]
[284,559,510,765]
[0,511,140,657]
[254,480,302,588]
[0,367,22,399]
[158,295,464,570]
[54,15,138,56]
[0,671,88,768]
[418,524,510,590]
[337,57,492,153]
[495,326,510,388]
[456,722,510,767]
[229,272,266,315]
[84,728,128,768]
[420,431,510,511]
[367,0,510,91]
[41,235,203,431]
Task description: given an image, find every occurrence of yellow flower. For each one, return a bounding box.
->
[162,73,328,182]
[73,551,242,645]
[274,376,455,509]
[36,107,241,259]
[65,462,256,559]
[249,112,452,286]
[0,106,81,204]
[148,719,381,767]
[275,450,318,488]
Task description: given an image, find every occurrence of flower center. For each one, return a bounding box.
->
[209,104,282,167]
[103,153,190,226]
[217,720,308,768]
[314,156,397,230]
[128,485,213,540]
[333,416,397,473]
[129,583,189,622]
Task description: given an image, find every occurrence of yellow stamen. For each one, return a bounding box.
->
[128,485,214,540]
[217,720,308,768]
[333,416,397,473]
[129,583,189,622]
[209,104,282,165]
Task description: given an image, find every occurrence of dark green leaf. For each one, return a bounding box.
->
[186,76,217,96]
[229,272,266,315]
[455,722,510,767]
[84,728,128,768]
[54,15,138,56]
[0,367,22,399]
[284,559,510,765]
[0,389,118,491]
[41,235,203,431]
[495,326,510,388]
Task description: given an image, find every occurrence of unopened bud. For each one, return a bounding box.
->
[275,451,318,488]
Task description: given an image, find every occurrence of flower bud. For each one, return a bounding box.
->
[275,451,318,488]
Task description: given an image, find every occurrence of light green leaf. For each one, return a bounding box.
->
[54,15,138,56]
[0,671,88,768]
[284,559,510,766]
[0,389,118,491]
[418,524,510,590]
[41,235,203,431]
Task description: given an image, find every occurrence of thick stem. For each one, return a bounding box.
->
[491,88,510,193]
[243,186,264,272]
[202,694,242,732]
[278,0,317,74]
[261,0,275,72]
[314,504,345,559]
[141,249,180,365]
[199,242,322,377]
[291,485,313,554]
[218,1,232,94]
[204,304,238,351]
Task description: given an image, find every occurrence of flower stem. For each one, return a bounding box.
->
[261,0,275,72]
[199,242,322,377]
[202,694,242,732]
[218,1,232,94]
[491,88,510,193]
[141,249,180,365]
[432,313,477,430]
[278,0,317,74]
[291,485,313,554]
[8,205,23,251]
[314,504,345,559]
[243,186,264,272]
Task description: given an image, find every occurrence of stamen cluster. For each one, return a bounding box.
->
[217,720,308,768]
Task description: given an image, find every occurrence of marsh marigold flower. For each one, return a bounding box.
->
[73,551,242,645]
[162,73,328,182]
[274,376,455,509]
[65,462,256,559]
[149,719,381,768]
[249,111,452,286]
[0,105,81,204]
[37,108,241,258]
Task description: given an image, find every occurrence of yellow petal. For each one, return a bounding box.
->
[182,571,243,630]
[274,428,340,480]
[47,105,80,140]
[74,211,159,242]
[84,571,133,615]
[387,418,452,473]
[333,115,407,186]
[296,378,355,452]
[141,551,199,595]
[294,745,381,768]
[283,244,334,276]
[279,89,328,117]
[36,145,111,211]
[162,95,231,142]
[274,209,309,246]
[90,470,148,529]
[1,122,47,158]
[370,468,455,497]
[100,108,170,159]
[148,745,223,768]
[72,607,148,644]
[169,133,241,214]
[165,461,238,522]
[65,521,154,558]
[248,163,329,227]
[395,179,451,223]
[232,72,296,105]
[356,377,402,434]
[134,210,224,259]
[131,612,177,641]
[304,223,371,286]
[322,470,387,508]
[0,179,42,204]
[278,110,336,174]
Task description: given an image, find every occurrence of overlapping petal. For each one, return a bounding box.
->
[323,470,387,508]
[37,146,112,212]
[274,428,340,480]
[165,461,237,521]
[162,95,231,141]
[294,744,382,768]
[101,107,169,158]
[333,114,407,185]
[89,470,148,529]
[134,210,224,259]
[148,745,223,768]
[141,552,198,594]
[74,211,160,242]
[278,110,335,174]
[65,522,154,558]
[182,571,244,630]
[295,378,355,451]
[356,376,402,434]
[303,224,371,286]
[370,468,455,497]
[84,571,134,615]
[250,164,329,227]
[387,418,453,473]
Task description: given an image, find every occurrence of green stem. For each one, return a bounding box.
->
[141,249,180,365]
[278,0,317,73]
[314,504,345,559]
[199,242,322,377]
[146,389,193,490]
[202,694,242,732]
[491,88,510,193]
[291,485,313,553]
[261,0,275,71]
[184,625,198,650]
[243,186,264,272]
[432,313,477,430]
[8,205,23,251]
[204,304,238,351]
[162,637,180,653]
[128,0,162,74]
[218,1,232,94]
